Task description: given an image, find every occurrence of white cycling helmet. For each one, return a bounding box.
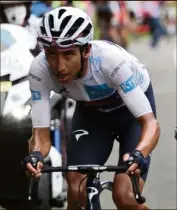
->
[38,6,94,49]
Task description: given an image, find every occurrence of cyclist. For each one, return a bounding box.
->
[24,6,160,210]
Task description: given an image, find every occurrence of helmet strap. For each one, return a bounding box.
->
[76,45,88,79]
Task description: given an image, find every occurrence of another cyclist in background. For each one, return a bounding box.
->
[24,6,160,210]
[0,1,41,56]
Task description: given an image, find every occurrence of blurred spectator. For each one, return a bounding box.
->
[93,1,113,41]
[140,1,168,48]
[1,1,31,25]
[160,1,176,35]
[30,1,52,18]
[51,0,73,8]
[0,1,42,56]
[108,1,131,50]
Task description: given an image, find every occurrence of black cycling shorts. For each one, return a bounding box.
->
[67,83,156,181]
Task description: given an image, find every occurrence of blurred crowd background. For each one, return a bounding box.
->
[0,2,176,209]
[0,0,176,51]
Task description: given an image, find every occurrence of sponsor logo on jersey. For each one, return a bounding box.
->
[89,56,102,64]
[111,60,126,78]
[29,73,41,81]
[31,90,41,100]
[84,84,114,100]
[120,75,138,93]
[89,56,102,72]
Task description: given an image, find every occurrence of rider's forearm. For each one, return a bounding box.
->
[136,114,160,158]
[29,128,51,157]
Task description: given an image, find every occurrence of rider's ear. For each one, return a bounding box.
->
[83,44,91,58]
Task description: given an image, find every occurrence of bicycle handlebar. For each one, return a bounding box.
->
[42,165,127,173]
[41,164,146,204]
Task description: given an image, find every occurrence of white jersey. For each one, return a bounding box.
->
[29,40,152,127]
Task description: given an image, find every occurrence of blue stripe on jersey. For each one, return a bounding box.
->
[84,84,114,100]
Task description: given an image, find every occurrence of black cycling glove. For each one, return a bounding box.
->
[126,150,148,175]
[23,151,44,169]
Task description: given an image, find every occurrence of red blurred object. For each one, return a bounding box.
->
[136,24,150,33]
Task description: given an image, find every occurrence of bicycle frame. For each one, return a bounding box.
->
[86,172,113,210]
[86,172,102,210]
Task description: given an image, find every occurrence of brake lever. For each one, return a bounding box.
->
[28,156,38,200]
[130,174,146,204]
[28,174,35,200]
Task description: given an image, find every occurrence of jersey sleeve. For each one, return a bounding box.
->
[28,53,51,127]
[102,45,152,118]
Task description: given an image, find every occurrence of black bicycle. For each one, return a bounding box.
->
[29,164,146,210]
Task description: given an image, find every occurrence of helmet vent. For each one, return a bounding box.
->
[40,26,47,35]
[60,15,72,34]
[82,23,92,37]
[58,9,66,19]
[65,17,84,37]
[48,14,54,30]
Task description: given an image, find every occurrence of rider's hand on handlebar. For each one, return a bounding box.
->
[26,162,43,179]
[23,151,44,179]
[123,150,148,178]
[123,154,141,177]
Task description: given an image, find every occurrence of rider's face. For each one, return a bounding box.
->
[45,46,83,83]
